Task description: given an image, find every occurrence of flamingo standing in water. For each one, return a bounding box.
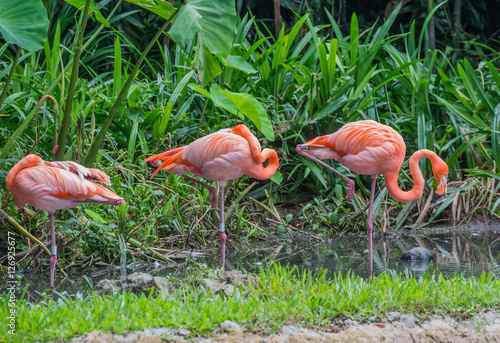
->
[145,124,279,268]
[6,154,123,287]
[296,120,449,274]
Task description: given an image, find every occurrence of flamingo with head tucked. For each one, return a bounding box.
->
[145,124,279,268]
[6,154,123,287]
[296,120,449,274]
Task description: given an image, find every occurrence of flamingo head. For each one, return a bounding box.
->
[431,159,449,203]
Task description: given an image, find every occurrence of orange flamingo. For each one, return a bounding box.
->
[145,124,279,267]
[6,154,123,287]
[296,120,449,274]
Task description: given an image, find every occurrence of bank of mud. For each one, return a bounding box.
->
[71,310,500,343]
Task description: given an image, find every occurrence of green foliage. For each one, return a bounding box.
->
[1,0,500,269]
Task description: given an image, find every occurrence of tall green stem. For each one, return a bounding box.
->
[427,0,436,50]
[84,15,176,167]
[54,0,91,160]
[452,0,462,50]
[0,47,22,111]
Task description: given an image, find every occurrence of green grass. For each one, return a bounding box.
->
[1,265,499,342]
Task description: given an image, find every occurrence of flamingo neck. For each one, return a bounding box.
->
[6,165,20,191]
[382,149,440,204]
[234,125,266,164]
[248,148,279,180]
[6,158,36,191]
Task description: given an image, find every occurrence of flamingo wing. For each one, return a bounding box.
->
[12,166,122,212]
[43,160,111,185]
[146,129,253,182]
[183,130,249,166]
[304,120,405,175]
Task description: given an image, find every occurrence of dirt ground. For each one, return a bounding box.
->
[70,310,500,343]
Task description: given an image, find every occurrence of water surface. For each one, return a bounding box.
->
[2,224,499,299]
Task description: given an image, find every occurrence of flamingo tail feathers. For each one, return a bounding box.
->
[144,147,185,178]
[75,183,124,206]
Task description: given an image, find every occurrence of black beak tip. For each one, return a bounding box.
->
[431,193,444,204]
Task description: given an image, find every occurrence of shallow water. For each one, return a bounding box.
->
[2,224,500,299]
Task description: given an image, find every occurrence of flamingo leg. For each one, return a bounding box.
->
[181,174,218,209]
[49,212,57,288]
[367,176,377,278]
[218,184,226,269]
[296,145,356,201]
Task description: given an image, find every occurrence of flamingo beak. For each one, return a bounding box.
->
[431,173,447,203]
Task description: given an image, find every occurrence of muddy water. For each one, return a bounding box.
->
[2,225,500,299]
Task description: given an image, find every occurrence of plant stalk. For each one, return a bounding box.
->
[428,0,436,50]
[54,0,92,160]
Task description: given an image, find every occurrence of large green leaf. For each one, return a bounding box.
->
[219,89,275,141]
[0,0,49,51]
[222,55,257,74]
[193,46,222,86]
[124,0,175,20]
[169,0,236,56]
[168,4,201,43]
[208,84,238,113]
[62,0,110,27]
[190,84,275,141]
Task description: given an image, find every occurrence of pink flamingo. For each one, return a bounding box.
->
[296,120,449,274]
[6,154,123,287]
[145,124,279,268]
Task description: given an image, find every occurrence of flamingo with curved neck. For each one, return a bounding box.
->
[145,124,279,268]
[296,120,449,275]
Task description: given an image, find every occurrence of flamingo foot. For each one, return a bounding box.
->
[219,231,226,269]
[345,179,355,201]
[49,255,57,288]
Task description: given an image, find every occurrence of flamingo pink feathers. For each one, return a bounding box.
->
[297,120,449,274]
[6,154,123,287]
[145,124,279,267]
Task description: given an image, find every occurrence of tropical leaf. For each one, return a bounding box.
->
[193,46,222,86]
[221,55,257,74]
[0,0,49,51]
[169,0,236,56]
[218,89,275,141]
[124,0,175,21]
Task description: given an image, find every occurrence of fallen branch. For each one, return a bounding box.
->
[265,217,322,241]
[106,232,175,263]
[0,209,51,256]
